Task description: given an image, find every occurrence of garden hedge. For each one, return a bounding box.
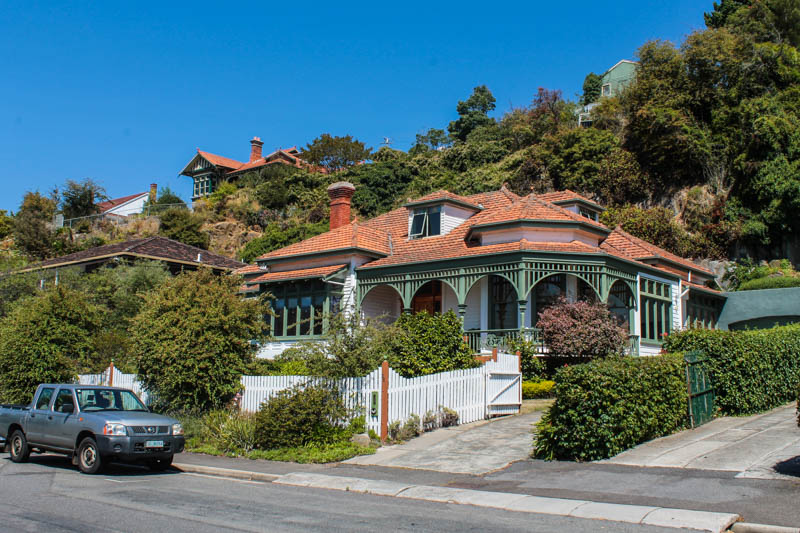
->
[533,354,687,461]
[664,325,800,415]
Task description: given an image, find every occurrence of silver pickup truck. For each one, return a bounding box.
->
[0,384,184,474]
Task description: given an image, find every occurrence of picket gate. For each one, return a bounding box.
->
[78,352,521,437]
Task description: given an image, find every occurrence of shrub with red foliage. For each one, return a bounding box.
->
[537,297,628,357]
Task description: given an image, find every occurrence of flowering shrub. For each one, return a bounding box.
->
[537,297,628,357]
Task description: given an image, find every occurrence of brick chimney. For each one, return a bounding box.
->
[327,182,356,230]
[250,136,263,162]
[149,183,157,203]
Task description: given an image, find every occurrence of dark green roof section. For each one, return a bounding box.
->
[717,287,800,330]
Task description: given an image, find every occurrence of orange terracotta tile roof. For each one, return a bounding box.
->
[537,189,602,207]
[684,280,723,294]
[601,228,711,275]
[470,193,609,231]
[404,190,482,209]
[96,192,148,213]
[256,222,391,261]
[228,149,306,175]
[234,264,263,275]
[246,264,347,284]
[196,150,244,169]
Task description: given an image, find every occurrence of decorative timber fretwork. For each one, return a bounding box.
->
[356,254,638,311]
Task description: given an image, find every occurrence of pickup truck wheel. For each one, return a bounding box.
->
[147,455,173,472]
[77,437,104,474]
[9,430,30,463]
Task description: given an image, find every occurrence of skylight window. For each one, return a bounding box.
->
[409,206,441,239]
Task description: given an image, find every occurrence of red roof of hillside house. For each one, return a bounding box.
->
[96,192,148,214]
[24,236,244,272]
[182,141,324,178]
[537,189,603,209]
[249,185,707,280]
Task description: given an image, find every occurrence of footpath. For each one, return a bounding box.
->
[172,404,800,532]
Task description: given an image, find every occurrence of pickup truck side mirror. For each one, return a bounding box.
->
[60,404,75,414]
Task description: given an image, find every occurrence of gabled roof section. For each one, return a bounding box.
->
[468,193,609,233]
[537,190,605,211]
[26,236,244,271]
[245,264,348,284]
[256,222,391,262]
[601,228,711,275]
[196,151,244,169]
[403,190,483,211]
[228,147,308,176]
[97,192,148,213]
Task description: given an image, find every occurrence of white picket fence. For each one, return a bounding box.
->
[78,352,522,436]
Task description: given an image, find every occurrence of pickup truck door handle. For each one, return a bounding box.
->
[48,416,53,420]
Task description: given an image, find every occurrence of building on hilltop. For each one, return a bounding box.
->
[180,137,322,202]
[236,182,725,358]
[579,59,638,127]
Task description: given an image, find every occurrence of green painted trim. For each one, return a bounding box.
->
[639,255,711,276]
[403,198,483,211]
[688,285,726,298]
[258,247,386,265]
[467,219,610,237]
[551,197,606,212]
[246,265,348,285]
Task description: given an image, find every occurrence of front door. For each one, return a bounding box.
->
[412,281,442,315]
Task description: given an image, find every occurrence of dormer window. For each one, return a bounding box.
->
[579,208,598,222]
[410,206,441,239]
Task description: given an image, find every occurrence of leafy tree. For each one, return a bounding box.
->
[144,186,186,214]
[390,311,479,378]
[158,207,209,249]
[0,287,105,403]
[348,160,415,217]
[528,88,574,139]
[300,133,372,173]
[537,297,628,357]
[131,269,268,411]
[448,85,497,142]
[705,0,752,28]
[601,205,702,257]
[239,221,327,263]
[13,191,57,260]
[0,210,12,239]
[60,178,107,220]
[410,128,451,154]
[581,72,603,104]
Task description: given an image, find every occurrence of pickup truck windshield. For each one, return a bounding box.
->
[75,388,147,412]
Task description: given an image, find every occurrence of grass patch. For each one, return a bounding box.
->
[185,441,376,464]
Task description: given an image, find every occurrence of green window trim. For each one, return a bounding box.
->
[266,280,336,339]
[687,294,722,330]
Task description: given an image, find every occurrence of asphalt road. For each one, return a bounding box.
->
[0,454,689,533]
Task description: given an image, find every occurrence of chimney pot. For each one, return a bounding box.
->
[149,183,157,203]
[327,182,356,230]
[250,136,264,163]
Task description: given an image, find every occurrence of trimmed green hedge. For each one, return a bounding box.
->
[522,380,555,399]
[664,325,800,415]
[797,381,799,428]
[533,354,687,461]
[739,276,800,291]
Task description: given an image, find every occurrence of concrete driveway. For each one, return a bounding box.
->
[345,410,544,475]
[603,404,800,480]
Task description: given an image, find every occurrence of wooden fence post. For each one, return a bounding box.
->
[380,360,389,443]
[108,360,115,387]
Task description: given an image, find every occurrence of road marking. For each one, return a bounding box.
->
[103,478,148,483]
[183,472,265,485]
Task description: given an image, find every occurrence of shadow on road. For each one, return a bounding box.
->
[2,453,180,477]
[773,456,800,478]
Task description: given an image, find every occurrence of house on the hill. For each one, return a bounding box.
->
[95,184,157,218]
[237,183,725,358]
[579,59,639,127]
[180,137,322,202]
[21,236,244,275]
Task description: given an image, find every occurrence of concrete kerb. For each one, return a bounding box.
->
[173,463,280,482]
[272,472,740,532]
[730,524,800,533]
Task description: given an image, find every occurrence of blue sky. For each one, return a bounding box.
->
[0,1,709,212]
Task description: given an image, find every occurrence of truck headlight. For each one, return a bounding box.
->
[103,423,127,436]
[172,423,184,436]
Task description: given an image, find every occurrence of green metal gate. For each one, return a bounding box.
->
[684,351,714,428]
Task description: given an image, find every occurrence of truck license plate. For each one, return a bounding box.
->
[145,440,164,448]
